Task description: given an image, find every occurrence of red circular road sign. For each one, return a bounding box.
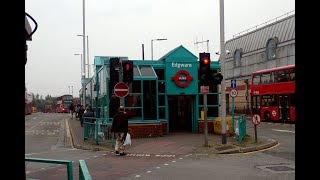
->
[252,114,261,125]
[114,82,129,98]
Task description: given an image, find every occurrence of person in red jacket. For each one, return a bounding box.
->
[111,106,128,156]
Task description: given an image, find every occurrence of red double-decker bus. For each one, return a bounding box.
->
[250,65,295,123]
[56,94,73,113]
[25,92,33,115]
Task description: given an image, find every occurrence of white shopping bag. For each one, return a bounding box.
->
[123,133,131,146]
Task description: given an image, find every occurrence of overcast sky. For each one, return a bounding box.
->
[25,0,295,98]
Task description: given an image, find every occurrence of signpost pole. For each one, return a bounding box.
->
[254,125,257,143]
[201,85,209,146]
[119,59,124,107]
[204,92,208,146]
[232,96,235,133]
[252,114,260,143]
[230,88,237,134]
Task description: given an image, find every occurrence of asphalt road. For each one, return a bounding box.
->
[123,120,295,180]
[25,113,295,180]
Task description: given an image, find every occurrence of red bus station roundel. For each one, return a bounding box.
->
[114,82,129,98]
[172,70,193,88]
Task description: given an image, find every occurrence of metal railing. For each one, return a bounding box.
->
[25,158,92,180]
[83,117,114,146]
[25,158,73,180]
[238,114,247,144]
[79,160,92,180]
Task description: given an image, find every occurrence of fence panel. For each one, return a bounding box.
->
[238,114,247,144]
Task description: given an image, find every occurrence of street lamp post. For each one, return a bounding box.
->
[77,35,90,78]
[219,0,227,144]
[151,38,167,60]
[82,0,86,108]
[74,54,83,79]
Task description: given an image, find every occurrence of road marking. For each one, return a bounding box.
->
[146,171,151,173]
[135,175,141,178]
[156,167,160,169]
[126,154,176,157]
[164,163,169,165]
[172,161,176,163]
[272,129,295,133]
[26,119,46,131]
[65,119,74,149]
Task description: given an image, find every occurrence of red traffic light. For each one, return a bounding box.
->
[125,63,131,71]
[202,58,210,65]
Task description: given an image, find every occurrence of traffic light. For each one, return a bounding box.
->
[110,57,120,88]
[209,70,223,84]
[122,60,133,83]
[199,53,211,85]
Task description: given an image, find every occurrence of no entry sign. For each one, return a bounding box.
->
[114,82,129,98]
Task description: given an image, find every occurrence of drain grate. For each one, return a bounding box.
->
[215,145,235,151]
[256,164,295,173]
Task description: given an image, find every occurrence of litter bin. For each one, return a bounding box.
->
[213,116,233,135]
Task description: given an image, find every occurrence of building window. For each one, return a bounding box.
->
[233,49,241,67]
[266,38,278,60]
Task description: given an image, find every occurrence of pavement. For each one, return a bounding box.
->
[67,117,278,155]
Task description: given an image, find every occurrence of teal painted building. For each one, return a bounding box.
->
[82,45,221,137]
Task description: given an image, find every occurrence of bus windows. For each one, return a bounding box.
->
[289,68,295,81]
[277,70,289,82]
[261,72,271,84]
[262,95,271,107]
[253,74,261,85]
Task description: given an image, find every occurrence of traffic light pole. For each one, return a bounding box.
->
[119,59,125,107]
[220,0,227,144]
[203,91,208,146]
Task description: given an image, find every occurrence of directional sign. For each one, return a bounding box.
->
[252,114,261,125]
[231,79,236,88]
[114,82,129,98]
[230,89,238,97]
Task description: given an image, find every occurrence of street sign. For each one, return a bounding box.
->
[230,89,238,97]
[252,114,261,125]
[114,82,129,98]
[200,86,209,93]
[231,79,236,88]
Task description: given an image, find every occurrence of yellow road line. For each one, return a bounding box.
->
[65,119,75,149]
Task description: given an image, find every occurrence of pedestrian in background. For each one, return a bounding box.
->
[82,106,94,127]
[69,103,75,119]
[111,106,128,156]
[78,105,85,126]
[75,103,81,118]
